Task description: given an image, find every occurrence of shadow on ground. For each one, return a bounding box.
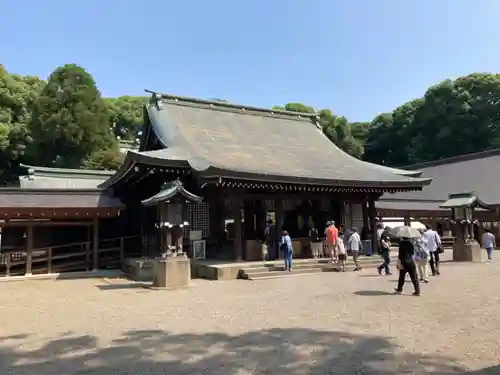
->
[0,328,495,375]
[354,290,396,296]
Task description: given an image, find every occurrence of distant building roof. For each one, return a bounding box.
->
[19,164,115,189]
[0,188,123,209]
[377,148,500,212]
[100,92,431,191]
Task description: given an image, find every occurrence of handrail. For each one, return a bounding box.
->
[1,235,140,254]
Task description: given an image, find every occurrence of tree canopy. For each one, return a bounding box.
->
[28,64,121,169]
[1,64,500,185]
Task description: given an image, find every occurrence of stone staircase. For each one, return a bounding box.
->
[238,256,383,280]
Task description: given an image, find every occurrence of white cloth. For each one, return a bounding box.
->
[348,232,361,251]
[337,237,346,255]
[416,259,429,281]
[421,229,441,252]
[377,228,384,241]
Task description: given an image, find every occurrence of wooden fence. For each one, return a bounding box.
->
[0,235,141,277]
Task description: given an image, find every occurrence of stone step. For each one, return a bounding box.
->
[240,259,383,280]
[242,259,381,273]
[239,255,388,269]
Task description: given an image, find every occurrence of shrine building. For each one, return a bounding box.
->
[0,92,431,278]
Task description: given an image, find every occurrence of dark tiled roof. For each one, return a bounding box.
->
[378,149,500,210]
[0,188,123,209]
[142,179,202,206]
[102,93,430,190]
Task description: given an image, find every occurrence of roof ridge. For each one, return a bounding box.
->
[145,89,319,121]
[402,148,500,169]
[20,164,116,176]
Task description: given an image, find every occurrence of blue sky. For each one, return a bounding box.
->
[1,0,499,121]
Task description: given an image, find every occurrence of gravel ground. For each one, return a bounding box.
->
[0,253,499,375]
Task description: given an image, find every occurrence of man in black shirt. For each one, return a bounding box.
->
[395,237,420,296]
[309,224,322,258]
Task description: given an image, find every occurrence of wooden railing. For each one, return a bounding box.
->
[0,235,140,277]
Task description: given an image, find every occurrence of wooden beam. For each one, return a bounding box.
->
[86,225,91,271]
[275,198,284,260]
[92,217,99,271]
[25,221,33,276]
[368,200,378,255]
[232,197,243,261]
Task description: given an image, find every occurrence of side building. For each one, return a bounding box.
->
[376,149,500,238]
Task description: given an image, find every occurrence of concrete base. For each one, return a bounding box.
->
[122,258,155,281]
[453,240,486,262]
[152,255,191,289]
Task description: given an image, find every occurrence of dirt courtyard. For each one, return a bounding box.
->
[0,256,499,374]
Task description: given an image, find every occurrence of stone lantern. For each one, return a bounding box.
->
[439,192,489,262]
[141,179,203,289]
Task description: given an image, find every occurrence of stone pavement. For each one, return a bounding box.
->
[0,253,498,374]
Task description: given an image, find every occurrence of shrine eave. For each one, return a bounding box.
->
[201,171,431,191]
[141,179,203,206]
[439,192,490,210]
[99,149,190,189]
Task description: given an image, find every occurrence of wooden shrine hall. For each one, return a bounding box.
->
[0,92,432,279]
[100,92,431,262]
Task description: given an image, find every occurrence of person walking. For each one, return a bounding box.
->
[376,223,384,253]
[337,233,347,272]
[326,221,339,263]
[377,235,392,275]
[422,224,442,276]
[264,219,276,261]
[481,228,496,262]
[347,227,362,271]
[413,235,430,283]
[280,229,293,271]
[309,224,322,258]
[395,236,420,296]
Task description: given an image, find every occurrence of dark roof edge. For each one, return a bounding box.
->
[0,187,108,194]
[198,167,433,189]
[19,164,116,177]
[378,198,444,203]
[145,89,320,121]
[402,148,500,170]
[98,150,189,190]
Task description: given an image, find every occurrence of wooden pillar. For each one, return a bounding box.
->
[25,222,33,276]
[92,217,99,271]
[275,198,284,259]
[255,200,266,240]
[232,197,243,261]
[85,225,91,271]
[368,199,377,255]
[48,247,53,274]
[243,200,255,241]
[403,214,411,226]
[362,200,369,241]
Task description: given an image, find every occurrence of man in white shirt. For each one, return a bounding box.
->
[481,228,495,262]
[347,227,362,271]
[421,224,442,275]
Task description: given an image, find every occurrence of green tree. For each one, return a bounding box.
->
[0,65,45,184]
[106,96,146,142]
[28,64,119,169]
[363,73,500,166]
